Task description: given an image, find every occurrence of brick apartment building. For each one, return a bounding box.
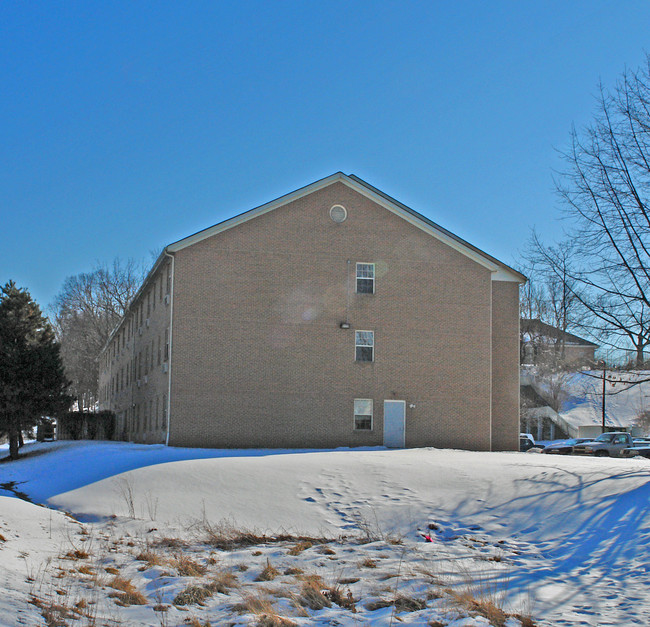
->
[99,173,524,450]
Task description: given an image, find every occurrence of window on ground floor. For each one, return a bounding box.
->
[354,399,373,430]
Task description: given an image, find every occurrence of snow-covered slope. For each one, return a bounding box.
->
[1,440,650,626]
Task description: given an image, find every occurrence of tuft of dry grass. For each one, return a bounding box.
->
[173,584,213,606]
[107,576,147,606]
[30,595,74,627]
[256,559,280,582]
[207,569,238,594]
[63,549,90,560]
[359,558,377,568]
[76,565,94,575]
[450,590,519,626]
[135,547,164,568]
[104,566,119,575]
[338,576,360,585]
[298,575,331,610]
[0,533,6,542]
[366,594,425,613]
[287,540,313,556]
[233,592,296,626]
[168,553,207,577]
[284,567,304,576]
[152,536,189,549]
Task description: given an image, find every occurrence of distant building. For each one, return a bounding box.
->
[520,319,597,367]
[99,173,524,451]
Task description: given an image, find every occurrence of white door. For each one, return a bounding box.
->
[384,400,406,448]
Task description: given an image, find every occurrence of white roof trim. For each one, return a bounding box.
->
[167,172,524,283]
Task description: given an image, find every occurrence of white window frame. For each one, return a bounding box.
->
[355,330,374,362]
[354,398,373,431]
[356,262,375,294]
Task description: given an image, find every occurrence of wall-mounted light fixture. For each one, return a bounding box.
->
[339,322,350,329]
[409,403,416,409]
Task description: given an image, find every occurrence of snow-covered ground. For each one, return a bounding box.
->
[1,441,649,626]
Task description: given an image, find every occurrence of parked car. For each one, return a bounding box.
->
[542,438,592,455]
[520,433,540,452]
[572,432,634,457]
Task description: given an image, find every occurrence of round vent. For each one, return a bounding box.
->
[329,204,347,223]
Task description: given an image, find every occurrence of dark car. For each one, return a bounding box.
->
[520,433,536,452]
[542,438,591,455]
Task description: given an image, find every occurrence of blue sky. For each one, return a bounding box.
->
[2,1,650,308]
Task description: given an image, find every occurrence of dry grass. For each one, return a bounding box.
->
[298,575,331,610]
[107,575,147,606]
[199,519,331,551]
[76,564,94,575]
[234,592,297,626]
[359,558,377,568]
[168,553,207,577]
[256,559,280,582]
[287,540,313,555]
[450,590,537,626]
[30,595,74,627]
[284,567,304,576]
[0,533,6,542]
[208,569,238,594]
[135,547,164,568]
[104,566,119,575]
[174,584,213,606]
[152,536,190,549]
[63,548,90,560]
[338,576,360,585]
[366,594,425,613]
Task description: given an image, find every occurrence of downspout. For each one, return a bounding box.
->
[164,249,175,446]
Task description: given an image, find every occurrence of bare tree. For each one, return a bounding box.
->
[532,56,650,366]
[52,258,145,410]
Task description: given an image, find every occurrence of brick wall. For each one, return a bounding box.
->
[167,182,504,450]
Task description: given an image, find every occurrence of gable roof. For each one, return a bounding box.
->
[521,319,599,347]
[103,173,524,350]
[166,172,525,283]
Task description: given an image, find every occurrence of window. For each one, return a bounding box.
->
[356,263,375,294]
[354,399,373,430]
[355,330,374,362]
[164,329,169,361]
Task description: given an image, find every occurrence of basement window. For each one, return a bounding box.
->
[356,263,375,294]
[354,399,373,430]
[355,330,374,362]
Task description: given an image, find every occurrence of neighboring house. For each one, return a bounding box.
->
[98,173,524,451]
[520,319,597,367]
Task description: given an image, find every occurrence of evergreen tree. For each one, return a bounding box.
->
[0,281,72,459]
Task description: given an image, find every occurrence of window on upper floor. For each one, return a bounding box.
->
[354,399,373,430]
[356,263,375,294]
[355,330,374,362]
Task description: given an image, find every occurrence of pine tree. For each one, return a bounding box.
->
[0,281,72,459]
